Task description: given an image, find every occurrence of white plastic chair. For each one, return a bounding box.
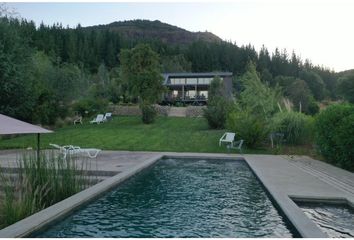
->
[103,112,112,122]
[90,114,104,124]
[219,132,236,146]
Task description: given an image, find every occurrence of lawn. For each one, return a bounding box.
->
[0,116,318,156]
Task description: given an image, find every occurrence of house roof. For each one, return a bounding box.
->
[0,114,53,135]
[162,72,233,85]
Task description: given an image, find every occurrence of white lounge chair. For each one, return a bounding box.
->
[228,139,244,153]
[219,132,244,153]
[103,112,112,122]
[219,132,236,146]
[50,143,101,159]
[90,114,104,124]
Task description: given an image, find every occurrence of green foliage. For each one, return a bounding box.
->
[278,77,319,115]
[73,98,108,117]
[337,74,354,103]
[238,63,282,120]
[0,152,90,228]
[0,17,36,121]
[315,104,354,171]
[0,16,341,127]
[227,110,269,148]
[120,44,165,124]
[299,70,326,101]
[161,54,192,72]
[271,111,314,145]
[204,77,232,129]
[141,104,157,124]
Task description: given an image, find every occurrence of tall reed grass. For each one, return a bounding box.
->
[0,151,93,229]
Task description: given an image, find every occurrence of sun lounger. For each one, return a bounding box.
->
[50,143,101,159]
[90,114,104,124]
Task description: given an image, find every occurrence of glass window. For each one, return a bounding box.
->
[186,78,197,84]
[170,78,185,85]
[198,78,213,84]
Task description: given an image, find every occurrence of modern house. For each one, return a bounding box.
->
[162,72,233,104]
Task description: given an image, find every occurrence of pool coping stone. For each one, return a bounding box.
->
[0,151,353,238]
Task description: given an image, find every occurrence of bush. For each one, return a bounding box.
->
[271,111,314,145]
[141,104,157,124]
[315,104,354,171]
[73,98,108,117]
[203,98,231,129]
[204,76,232,129]
[227,110,269,148]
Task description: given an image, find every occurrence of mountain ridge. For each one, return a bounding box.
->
[85,19,222,45]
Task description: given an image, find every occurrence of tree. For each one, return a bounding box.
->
[337,74,354,103]
[285,79,318,115]
[120,44,164,123]
[299,69,326,101]
[0,17,36,121]
[238,62,282,120]
[203,77,231,129]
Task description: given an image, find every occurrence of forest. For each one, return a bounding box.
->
[0,14,353,125]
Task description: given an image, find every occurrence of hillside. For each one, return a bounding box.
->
[86,19,222,45]
[337,69,354,77]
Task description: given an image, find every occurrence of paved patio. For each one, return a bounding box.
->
[0,150,353,237]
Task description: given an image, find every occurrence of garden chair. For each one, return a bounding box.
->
[90,114,104,124]
[50,143,101,159]
[73,116,82,125]
[228,139,244,154]
[219,132,236,146]
[103,112,112,122]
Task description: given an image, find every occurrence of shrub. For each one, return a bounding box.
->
[227,110,269,148]
[271,111,314,145]
[141,104,157,124]
[203,98,231,129]
[73,98,108,117]
[315,104,354,171]
[204,76,232,129]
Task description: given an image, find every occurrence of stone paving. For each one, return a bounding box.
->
[0,149,353,237]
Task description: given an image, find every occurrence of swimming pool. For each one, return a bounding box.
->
[35,158,295,237]
[297,202,354,238]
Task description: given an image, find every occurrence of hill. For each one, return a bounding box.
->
[336,69,354,77]
[86,19,222,45]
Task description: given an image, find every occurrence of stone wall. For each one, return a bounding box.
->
[109,105,142,116]
[186,106,206,117]
[109,105,205,117]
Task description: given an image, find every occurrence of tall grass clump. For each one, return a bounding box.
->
[0,151,92,228]
[271,111,314,145]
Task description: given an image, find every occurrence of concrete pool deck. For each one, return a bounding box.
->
[0,150,353,237]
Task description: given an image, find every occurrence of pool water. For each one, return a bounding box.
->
[297,202,354,238]
[36,159,294,237]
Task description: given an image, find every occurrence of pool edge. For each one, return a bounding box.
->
[0,154,163,238]
[0,153,336,238]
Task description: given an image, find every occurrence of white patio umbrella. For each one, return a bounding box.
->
[0,113,53,160]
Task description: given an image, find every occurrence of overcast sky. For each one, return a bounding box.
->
[6,0,354,72]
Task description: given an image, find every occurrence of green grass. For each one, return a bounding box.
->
[0,116,318,156]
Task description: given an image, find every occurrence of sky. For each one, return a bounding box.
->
[5,0,354,72]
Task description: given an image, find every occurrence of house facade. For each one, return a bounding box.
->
[162,72,233,104]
